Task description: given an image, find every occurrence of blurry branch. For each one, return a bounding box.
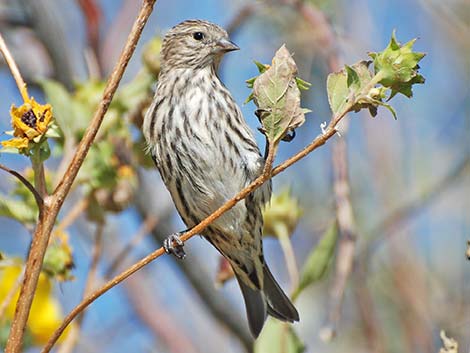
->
[282,0,341,70]
[104,215,158,279]
[55,197,90,234]
[289,1,363,342]
[124,270,200,353]
[418,0,469,50]
[366,155,470,257]
[226,3,259,35]
[41,81,352,353]
[5,1,158,352]
[77,0,102,69]
[353,271,386,353]
[278,230,299,291]
[0,163,43,208]
[58,221,104,353]
[319,140,358,342]
[101,0,141,75]
[17,0,76,89]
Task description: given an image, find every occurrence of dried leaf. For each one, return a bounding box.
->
[252,45,309,144]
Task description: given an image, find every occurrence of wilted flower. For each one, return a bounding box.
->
[1,96,53,151]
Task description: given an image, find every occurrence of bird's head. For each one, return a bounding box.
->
[160,19,239,71]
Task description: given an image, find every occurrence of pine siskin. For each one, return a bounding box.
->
[143,19,299,337]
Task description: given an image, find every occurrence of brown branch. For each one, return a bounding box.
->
[40,101,350,353]
[4,1,157,352]
[320,140,358,341]
[0,163,43,209]
[55,197,90,234]
[134,181,253,349]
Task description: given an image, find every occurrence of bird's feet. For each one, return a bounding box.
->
[163,232,186,259]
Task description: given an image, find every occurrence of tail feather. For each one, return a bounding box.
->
[236,276,267,338]
[263,265,300,322]
[236,264,299,338]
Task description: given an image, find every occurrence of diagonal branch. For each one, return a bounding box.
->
[4,1,157,352]
[40,100,351,353]
[0,163,43,209]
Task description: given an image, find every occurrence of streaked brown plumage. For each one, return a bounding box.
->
[143,19,299,337]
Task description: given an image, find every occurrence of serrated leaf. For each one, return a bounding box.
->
[252,45,310,144]
[254,319,305,353]
[368,30,426,98]
[254,60,269,73]
[293,222,338,299]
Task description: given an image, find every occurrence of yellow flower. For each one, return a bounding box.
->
[1,97,53,150]
[0,261,71,345]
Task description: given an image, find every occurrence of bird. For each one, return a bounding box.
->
[142,19,299,337]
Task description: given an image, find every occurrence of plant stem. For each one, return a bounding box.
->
[4,2,157,352]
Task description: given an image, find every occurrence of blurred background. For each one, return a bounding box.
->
[0,0,469,352]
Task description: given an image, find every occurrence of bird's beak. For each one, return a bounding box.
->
[216,38,240,52]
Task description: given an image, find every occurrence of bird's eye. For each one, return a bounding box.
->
[193,32,204,41]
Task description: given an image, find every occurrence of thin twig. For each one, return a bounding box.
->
[0,33,29,101]
[0,163,43,208]
[55,197,90,234]
[365,155,470,257]
[4,1,157,352]
[40,101,351,353]
[57,221,104,353]
[104,215,158,279]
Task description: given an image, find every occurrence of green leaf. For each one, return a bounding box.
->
[115,69,154,112]
[368,30,426,98]
[0,195,37,224]
[327,61,372,116]
[43,243,74,281]
[327,68,350,116]
[251,45,310,144]
[254,60,269,73]
[40,80,75,139]
[295,77,312,90]
[293,222,338,299]
[254,319,305,353]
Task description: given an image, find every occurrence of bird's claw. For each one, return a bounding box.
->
[163,233,186,259]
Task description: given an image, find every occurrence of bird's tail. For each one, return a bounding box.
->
[236,264,299,338]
